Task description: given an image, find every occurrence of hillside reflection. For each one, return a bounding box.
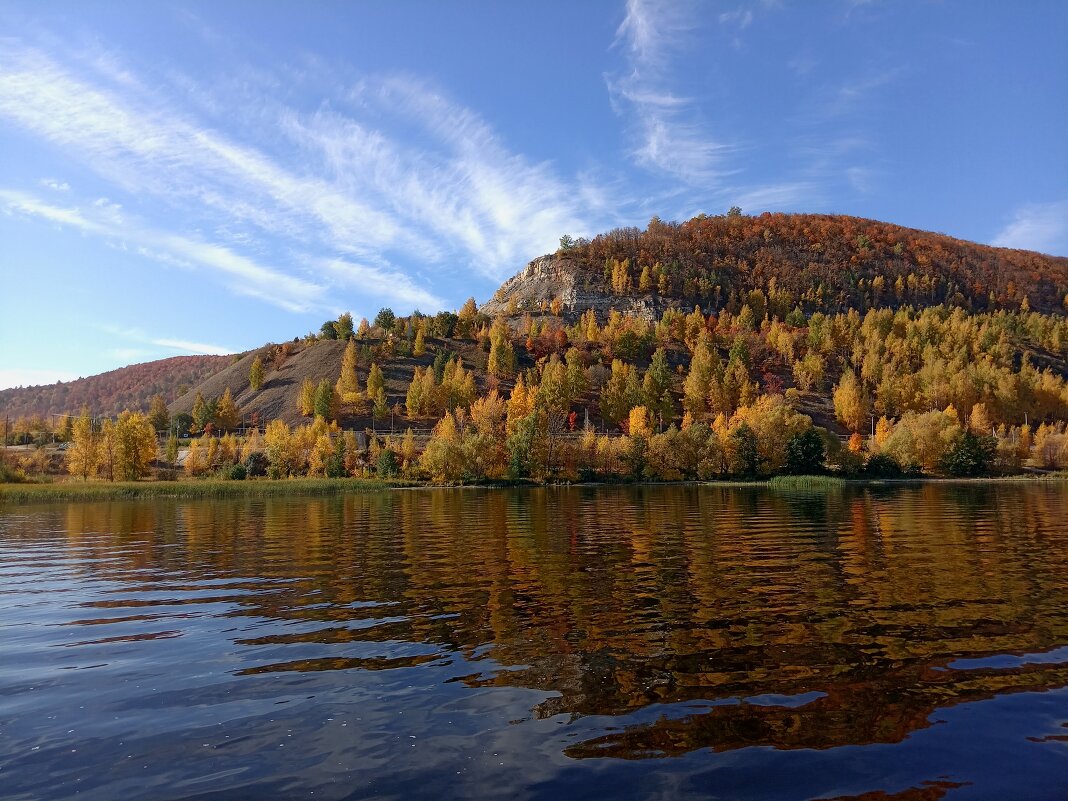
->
[35,483,1068,758]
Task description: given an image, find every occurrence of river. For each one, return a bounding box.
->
[1,484,1066,800]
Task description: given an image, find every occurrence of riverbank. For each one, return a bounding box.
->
[2,471,1066,504]
[0,477,412,504]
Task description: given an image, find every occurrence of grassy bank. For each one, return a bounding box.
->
[2,471,1065,505]
[0,477,409,504]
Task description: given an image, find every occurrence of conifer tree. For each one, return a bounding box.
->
[249,356,265,391]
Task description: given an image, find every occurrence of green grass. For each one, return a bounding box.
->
[768,474,847,489]
[0,476,411,504]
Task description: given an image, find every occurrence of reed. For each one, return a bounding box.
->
[0,477,408,504]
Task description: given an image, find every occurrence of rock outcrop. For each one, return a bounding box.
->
[481,253,671,322]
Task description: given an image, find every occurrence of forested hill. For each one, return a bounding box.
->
[0,355,233,420]
[487,212,1068,318]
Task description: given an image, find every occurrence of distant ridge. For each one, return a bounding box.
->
[0,355,233,420]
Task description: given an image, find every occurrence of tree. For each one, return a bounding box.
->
[249,356,265,391]
[334,312,354,341]
[337,340,361,398]
[314,379,339,421]
[784,429,826,475]
[642,348,674,425]
[376,449,399,478]
[191,391,214,433]
[374,308,396,332]
[298,378,317,417]
[833,371,869,433]
[730,422,761,477]
[165,433,179,465]
[456,298,478,339]
[366,362,386,420]
[215,388,240,432]
[320,320,339,339]
[940,431,996,477]
[66,407,98,481]
[112,410,157,481]
[413,325,426,357]
[600,360,642,427]
[682,335,716,418]
[148,394,170,432]
[558,234,575,250]
[487,319,517,378]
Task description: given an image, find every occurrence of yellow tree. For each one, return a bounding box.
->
[337,340,361,399]
[487,318,516,378]
[833,371,869,433]
[249,356,265,391]
[298,378,316,417]
[413,325,426,357]
[113,411,158,480]
[215,388,240,432]
[66,407,98,481]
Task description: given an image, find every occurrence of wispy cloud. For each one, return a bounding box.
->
[40,178,70,192]
[0,41,602,295]
[992,200,1068,256]
[151,338,235,356]
[609,0,731,184]
[0,188,326,312]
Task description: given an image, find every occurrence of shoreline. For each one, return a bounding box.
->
[2,471,1066,504]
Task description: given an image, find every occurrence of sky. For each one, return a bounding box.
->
[1,1,1066,389]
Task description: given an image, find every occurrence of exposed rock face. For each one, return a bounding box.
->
[481,254,671,322]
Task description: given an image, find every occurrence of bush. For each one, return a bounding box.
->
[862,453,904,478]
[244,452,268,478]
[0,462,26,483]
[939,431,997,477]
[784,429,826,475]
[228,464,248,481]
[376,449,399,479]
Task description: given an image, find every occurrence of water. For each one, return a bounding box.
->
[1,484,1067,800]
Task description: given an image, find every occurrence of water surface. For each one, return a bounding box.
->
[1,484,1067,800]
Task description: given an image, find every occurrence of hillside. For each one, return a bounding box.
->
[169,337,495,430]
[10,212,1068,451]
[0,355,234,420]
[484,212,1068,319]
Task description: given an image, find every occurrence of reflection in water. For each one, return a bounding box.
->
[1,484,1067,800]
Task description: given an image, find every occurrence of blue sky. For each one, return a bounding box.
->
[1,0,1066,388]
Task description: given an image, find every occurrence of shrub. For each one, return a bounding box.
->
[784,429,826,475]
[244,452,268,478]
[863,453,904,478]
[939,431,997,477]
[376,449,399,479]
[228,464,248,481]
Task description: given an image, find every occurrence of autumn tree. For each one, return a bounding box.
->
[191,391,214,433]
[833,371,869,433]
[337,340,361,399]
[299,378,317,417]
[215,388,240,432]
[112,410,158,481]
[487,318,517,378]
[148,394,170,432]
[314,379,339,422]
[66,407,98,481]
[249,356,265,391]
[334,312,354,341]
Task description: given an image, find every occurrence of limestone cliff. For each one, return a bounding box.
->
[481,253,671,322]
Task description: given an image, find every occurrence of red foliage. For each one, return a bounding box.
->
[0,355,232,418]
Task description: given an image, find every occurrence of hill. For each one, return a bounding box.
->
[0,355,234,421]
[9,212,1068,457]
[483,212,1068,319]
